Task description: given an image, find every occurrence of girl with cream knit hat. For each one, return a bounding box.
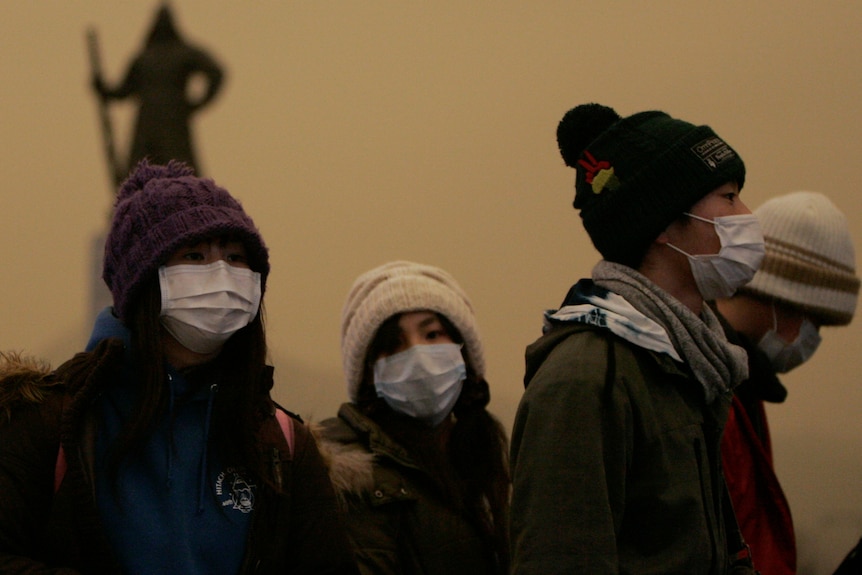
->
[315,261,510,575]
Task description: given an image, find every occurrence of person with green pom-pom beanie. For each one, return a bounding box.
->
[510,103,764,574]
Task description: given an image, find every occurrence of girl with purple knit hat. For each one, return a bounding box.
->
[0,160,358,574]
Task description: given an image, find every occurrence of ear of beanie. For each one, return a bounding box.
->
[341,261,484,402]
[741,191,860,325]
[103,160,269,322]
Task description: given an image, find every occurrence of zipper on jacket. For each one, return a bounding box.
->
[693,437,720,570]
[271,447,282,492]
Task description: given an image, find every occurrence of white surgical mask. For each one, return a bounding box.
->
[667,213,765,300]
[757,302,822,373]
[159,260,262,354]
[373,343,466,427]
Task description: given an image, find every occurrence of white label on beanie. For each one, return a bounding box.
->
[691,137,736,170]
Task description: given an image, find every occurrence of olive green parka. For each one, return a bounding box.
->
[510,324,754,575]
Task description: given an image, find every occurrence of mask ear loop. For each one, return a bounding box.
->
[683,212,717,225]
[667,212,718,257]
[665,242,693,258]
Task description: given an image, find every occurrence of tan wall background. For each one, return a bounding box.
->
[2,2,860,572]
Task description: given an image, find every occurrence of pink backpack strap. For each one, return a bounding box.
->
[275,408,295,456]
[54,444,67,493]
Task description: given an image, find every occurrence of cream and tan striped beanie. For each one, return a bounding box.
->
[741,191,859,325]
[341,261,485,402]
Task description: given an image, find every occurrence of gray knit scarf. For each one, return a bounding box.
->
[592,260,749,403]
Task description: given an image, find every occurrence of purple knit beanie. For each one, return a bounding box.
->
[103,160,269,322]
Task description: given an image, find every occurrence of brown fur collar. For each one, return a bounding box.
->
[0,351,57,422]
[310,422,376,505]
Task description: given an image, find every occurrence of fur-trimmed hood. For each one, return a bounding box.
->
[0,351,57,422]
[310,419,376,504]
[311,403,503,575]
[311,403,421,510]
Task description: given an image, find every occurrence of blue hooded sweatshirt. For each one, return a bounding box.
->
[89,307,253,574]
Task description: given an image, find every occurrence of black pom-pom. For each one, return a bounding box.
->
[556,103,621,168]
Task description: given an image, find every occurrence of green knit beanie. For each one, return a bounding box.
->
[556,103,746,266]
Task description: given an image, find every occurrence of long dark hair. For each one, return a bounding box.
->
[355,313,511,573]
[106,275,277,491]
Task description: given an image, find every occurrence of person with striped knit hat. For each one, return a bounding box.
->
[715,190,860,575]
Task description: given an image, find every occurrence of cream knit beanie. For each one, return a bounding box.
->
[741,191,860,325]
[341,261,485,402]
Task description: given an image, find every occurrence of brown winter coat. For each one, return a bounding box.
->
[314,403,501,575]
